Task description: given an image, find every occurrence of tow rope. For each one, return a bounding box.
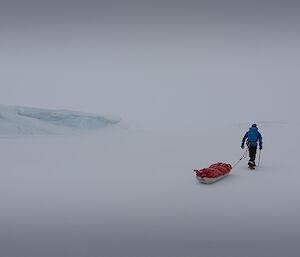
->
[232,148,248,168]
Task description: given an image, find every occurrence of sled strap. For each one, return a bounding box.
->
[232,148,248,168]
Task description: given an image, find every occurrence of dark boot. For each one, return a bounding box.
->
[248,161,255,167]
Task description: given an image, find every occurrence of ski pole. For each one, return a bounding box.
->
[258,150,262,167]
[232,148,248,168]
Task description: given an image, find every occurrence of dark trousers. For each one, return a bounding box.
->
[248,145,257,166]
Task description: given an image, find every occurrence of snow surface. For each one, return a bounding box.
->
[0,105,122,136]
[0,118,299,257]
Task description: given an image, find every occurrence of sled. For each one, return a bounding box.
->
[194,163,232,184]
[196,173,230,184]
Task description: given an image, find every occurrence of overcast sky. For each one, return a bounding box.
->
[1,0,300,129]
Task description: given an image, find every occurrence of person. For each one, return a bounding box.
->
[241,124,263,168]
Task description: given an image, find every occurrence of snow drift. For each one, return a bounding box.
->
[0,105,122,136]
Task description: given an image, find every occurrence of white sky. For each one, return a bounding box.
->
[1,2,299,129]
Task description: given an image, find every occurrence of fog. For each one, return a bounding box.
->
[1,1,300,257]
[1,0,300,129]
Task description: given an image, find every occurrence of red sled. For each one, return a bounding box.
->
[194,163,232,184]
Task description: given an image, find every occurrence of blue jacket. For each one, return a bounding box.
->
[242,126,263,147]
